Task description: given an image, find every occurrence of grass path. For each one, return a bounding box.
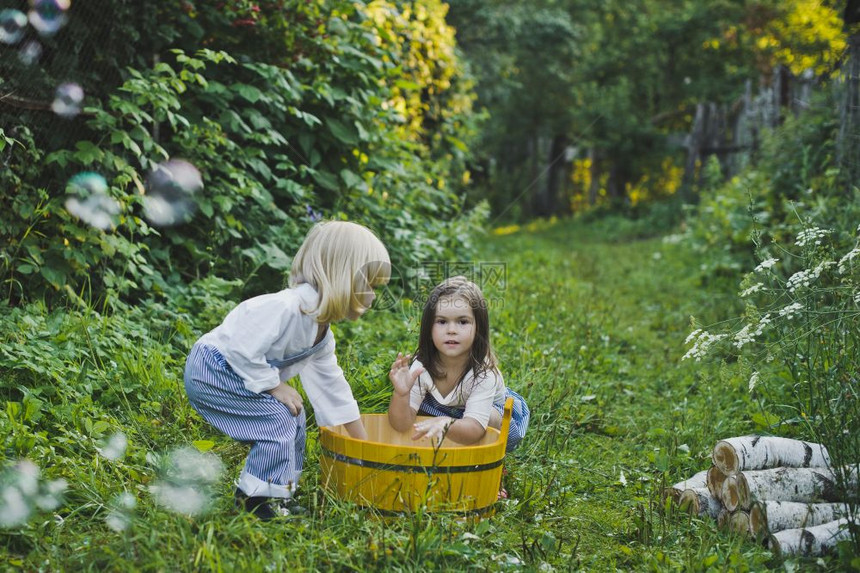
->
[476,219,772,569]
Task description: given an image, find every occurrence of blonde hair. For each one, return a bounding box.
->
[289,221,390,323]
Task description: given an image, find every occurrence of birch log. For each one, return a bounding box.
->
[717,509,753,536]
[712,436,831,474]
[767,518,850,558]
[664,470,709,504]
[750,500,849,534]
[663,470,708,503]
[707,465,728,501]
[678,487,722,519]
[722,466,858,512]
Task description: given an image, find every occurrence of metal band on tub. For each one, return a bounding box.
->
[319,446,503,474]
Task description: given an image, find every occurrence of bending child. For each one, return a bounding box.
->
[388,276,529,453]
[184,221,389,520]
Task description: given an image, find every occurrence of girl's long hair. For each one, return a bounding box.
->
[289,221,390,323]
[415,276,496,386]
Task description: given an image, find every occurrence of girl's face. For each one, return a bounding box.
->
[431,295,476,362]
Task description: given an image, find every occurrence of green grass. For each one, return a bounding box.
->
[1,216,838,571]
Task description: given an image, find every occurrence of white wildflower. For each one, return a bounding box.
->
[748,371,760,393]
[796,227,829,247]
[755,258,779,272]
[740,282,764,297]
[855,291,860,305]
[787,269,812,292]
[778,302,804,319]
[682,331,727,361]
[684,328,703,346]
[734,324,755,349]
[838,248,860,274]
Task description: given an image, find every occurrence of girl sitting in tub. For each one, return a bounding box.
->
[387,276,529,454]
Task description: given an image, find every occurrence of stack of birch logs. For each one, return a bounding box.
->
[666,436,857,558]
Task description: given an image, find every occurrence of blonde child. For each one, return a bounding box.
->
[184,221,389,519]
[388,276,529,454]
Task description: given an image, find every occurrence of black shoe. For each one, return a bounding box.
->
[234,489,303,520]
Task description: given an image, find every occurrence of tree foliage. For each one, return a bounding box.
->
[447,0,848,221]
[0,0,483,307]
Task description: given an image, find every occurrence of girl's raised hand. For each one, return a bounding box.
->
[389,352,423,397]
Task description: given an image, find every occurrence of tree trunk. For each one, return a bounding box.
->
[722,466,858,512]
[767,518,850,558]
[587,148,601,206]
[750,500,849,534]
[838,34,860,192]
[681,103,706,200]
[664,470,708,504]
[678,487,722,519]
[707,465,727,499]
[712,436,831,475]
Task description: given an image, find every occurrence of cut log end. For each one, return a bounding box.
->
[722,473,748,512]
[749,502,767,539]
[713,440,740,475]
[707,465,727,499]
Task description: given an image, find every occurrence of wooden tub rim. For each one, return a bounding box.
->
[319,397,514,458]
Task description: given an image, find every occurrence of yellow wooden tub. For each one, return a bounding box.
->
[319,398,513,516]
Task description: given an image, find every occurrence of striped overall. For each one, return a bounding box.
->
[183,335,328,499]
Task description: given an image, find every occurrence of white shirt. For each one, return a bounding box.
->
[197,283,360,427]
[408,359,506,429]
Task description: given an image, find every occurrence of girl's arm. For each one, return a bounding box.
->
[412,416,486,445]
[343,418,368,440]
[388,353,423,432]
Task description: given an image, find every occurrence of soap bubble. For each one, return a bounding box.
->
[96,432,128,461]
[18,40,42,65]
[28,0,70,36]
[105,492,137,532]
[0,460,68,528]
[143,159,202,226]
[51,82,84,118]
[149,446,223,516]
[65,172,120,230]
[0,9,28,44]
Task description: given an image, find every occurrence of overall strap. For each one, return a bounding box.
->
[266,327,330,369]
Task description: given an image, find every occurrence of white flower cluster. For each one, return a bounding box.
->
[740,282,764,297]
[754,258,779,273]
[855,291,860,305]
[748,371,760,392]
[786,262,835,292]
[838,248,860,274]
[733,314,772,349]
[778,302,804,319]
[682,329,727,361]
[795,227,829,247]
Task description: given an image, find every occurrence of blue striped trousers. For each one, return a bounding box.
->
[418,388,530,453]
[184,343,304,498]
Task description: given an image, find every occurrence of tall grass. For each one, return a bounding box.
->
[0,216,815,570]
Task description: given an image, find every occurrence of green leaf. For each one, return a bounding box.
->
[312,170,340,191]
[340,169,363,189]
[73,141,105,165]
[192,440,216,453]
[235,83,263,103]
[326,118,358,145]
